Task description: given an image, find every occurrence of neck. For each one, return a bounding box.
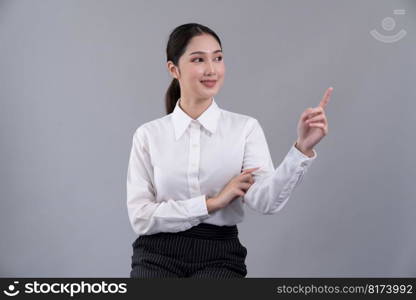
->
[178,96,213,120]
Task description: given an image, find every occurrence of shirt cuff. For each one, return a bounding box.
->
[290,143,317,167]
[183,194,210,219]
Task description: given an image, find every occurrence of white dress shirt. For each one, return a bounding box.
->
[126,98,317,236]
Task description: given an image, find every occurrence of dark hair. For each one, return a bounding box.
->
[165,23,222,114]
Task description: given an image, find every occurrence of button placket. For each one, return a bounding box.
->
[188,122,201,197]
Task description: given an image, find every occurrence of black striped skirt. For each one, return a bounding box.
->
[130,222,248,278]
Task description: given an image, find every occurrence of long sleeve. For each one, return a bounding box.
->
[126,127,211,236]
[241,118,317,214]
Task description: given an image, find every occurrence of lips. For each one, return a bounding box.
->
[200,80,217,88]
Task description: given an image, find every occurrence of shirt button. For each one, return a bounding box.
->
[301,162,307,167]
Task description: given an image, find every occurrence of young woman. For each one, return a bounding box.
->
[127,23,333,278]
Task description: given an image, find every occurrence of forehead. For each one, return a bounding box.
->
[185,34,221,54]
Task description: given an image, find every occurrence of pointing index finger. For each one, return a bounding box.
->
[319,87,333,109]
[242,167,260,174]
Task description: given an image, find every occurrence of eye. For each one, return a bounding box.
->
[192,56,223,63]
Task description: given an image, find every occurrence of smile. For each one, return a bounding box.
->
[200,80,217,88]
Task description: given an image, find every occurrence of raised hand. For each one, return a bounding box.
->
[295,87,333,155]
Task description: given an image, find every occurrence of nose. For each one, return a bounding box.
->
[205,60,215,75]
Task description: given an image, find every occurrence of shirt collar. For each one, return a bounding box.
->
[171,97,221,140]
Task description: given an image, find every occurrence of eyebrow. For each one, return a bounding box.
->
[189,50,222,56]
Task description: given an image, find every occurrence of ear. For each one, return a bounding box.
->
[167,61,180,80]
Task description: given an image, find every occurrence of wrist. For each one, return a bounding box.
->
[206,197,220,213]
[295,141,314,157]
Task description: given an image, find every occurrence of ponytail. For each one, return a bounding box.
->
[165,78,180,114]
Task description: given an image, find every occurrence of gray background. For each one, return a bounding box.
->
[1,0,415,277]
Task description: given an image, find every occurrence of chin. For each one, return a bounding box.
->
[201,92,217,99]
[195,89,216,98]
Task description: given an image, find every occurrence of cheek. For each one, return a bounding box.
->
[218,64,225,78]
[189,68,204,81]
[218,66,225,83]
[181,64,201,78]
[181,73,200,88]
